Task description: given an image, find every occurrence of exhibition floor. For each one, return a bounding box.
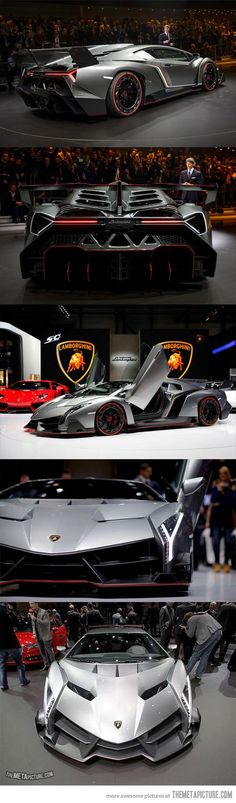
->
[0,413,234,460]
[1,650,235,786]
[0,70,235,147]
[0,225,235,305]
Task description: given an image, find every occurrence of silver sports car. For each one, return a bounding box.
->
[20,181,217,285]
[26,343,231,436]
[17,43,224,118]
[36,626,201,762]
[0,461,212,594]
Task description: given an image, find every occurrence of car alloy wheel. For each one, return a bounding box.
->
[95,402,126,435]
[108,72,143,117]
[202,62,218,91]
[198,396,220,426]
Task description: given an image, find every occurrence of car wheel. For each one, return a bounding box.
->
[198,396,220,426]
[106,72,143,117]
[95,402,126,435]
[201,61,218,91]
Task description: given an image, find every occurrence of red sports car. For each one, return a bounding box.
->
[8,622,68,666]
[0,379,69,412]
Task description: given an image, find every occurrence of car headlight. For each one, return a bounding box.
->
[44,679,55,729]
[181,676,192,727]
[158,512,184,563]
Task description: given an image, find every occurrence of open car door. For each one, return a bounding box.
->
[126,343,168,410]
[177,459,213,528]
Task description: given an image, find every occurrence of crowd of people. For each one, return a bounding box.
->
[0,147,236,220]
[0,600,235,690]
[0,11,235,62]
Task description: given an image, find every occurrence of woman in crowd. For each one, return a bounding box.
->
[206,466,236,572]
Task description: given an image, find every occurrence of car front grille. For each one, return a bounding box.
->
[35,416,64,431]
[52,706,183,760]
[0,538,163,588]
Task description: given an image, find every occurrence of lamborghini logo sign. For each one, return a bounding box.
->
[114,721,122,729]
[49,535,61,542]
[161,341,193,379]
[56,340,95,385]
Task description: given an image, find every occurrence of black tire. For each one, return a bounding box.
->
[198,396,220,426]
[201,61,218,91]
[95,402,126,436]
[106,71,143,117]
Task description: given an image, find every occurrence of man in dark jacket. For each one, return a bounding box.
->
[0,604,30,690]
[86,603,104,627]
[158,24,173,46]
[179,157,203,202]
[159,603,174,649]
[211,602,236,663]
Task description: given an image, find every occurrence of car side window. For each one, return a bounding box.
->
[149,47,191,62]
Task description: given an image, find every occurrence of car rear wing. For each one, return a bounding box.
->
[19,181,217,211]
[156,183,217,208]
[13,45,100,71]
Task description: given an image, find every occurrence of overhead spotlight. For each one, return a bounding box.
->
[196,334,205,344]
[58,305,70,319]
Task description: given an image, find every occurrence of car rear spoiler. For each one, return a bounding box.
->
[13,45,99,70]
[19,181,217,210]
[157,183,217,207]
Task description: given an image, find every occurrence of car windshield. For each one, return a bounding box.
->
[73,382,124,398]
[0,478,161,501]
[9,381,49,390]
[68,631,167,663]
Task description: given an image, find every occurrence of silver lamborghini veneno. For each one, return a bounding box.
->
[0,461,212,594]
[26,343,231,436]
[36,626,201,762]
[16,43,224,118]
[20,181,217,285]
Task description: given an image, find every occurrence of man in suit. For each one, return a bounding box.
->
[179,157,203,202]
[158,24,173,46]
[29,603,55,669]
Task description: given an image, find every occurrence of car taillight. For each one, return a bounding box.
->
[55,219,98,225]
[140,219,183,225]
[45,68,78,82]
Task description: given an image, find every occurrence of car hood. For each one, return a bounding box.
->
[30,392,123,419]
[0,498,173,553]
[16,631,37,647]
[50,655,184,742]
[1,389,50,401]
